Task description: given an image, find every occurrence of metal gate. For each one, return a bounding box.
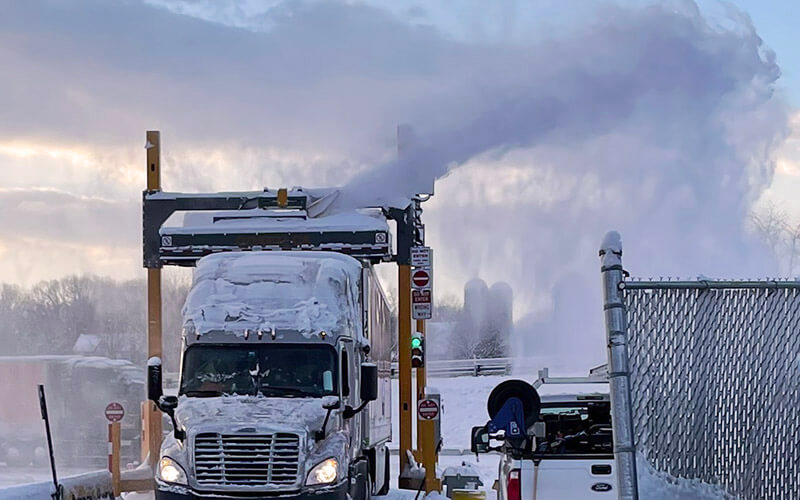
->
[600,231,800,500]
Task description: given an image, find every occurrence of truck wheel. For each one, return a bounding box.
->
[351,460,371,500]
[376,449,390,496]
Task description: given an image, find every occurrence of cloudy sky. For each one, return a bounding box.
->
[2,0,799,364]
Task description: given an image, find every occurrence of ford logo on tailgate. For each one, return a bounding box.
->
[591,483,613,492]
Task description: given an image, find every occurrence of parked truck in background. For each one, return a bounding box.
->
[148,250,394,500]
[0,355,143,469]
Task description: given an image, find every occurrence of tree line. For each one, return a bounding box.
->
[0,274,190,371]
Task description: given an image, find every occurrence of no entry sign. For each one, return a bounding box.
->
[412,289,432,319]
[412,269,431,289]
[418,399,440,420]
[105,402,125,423]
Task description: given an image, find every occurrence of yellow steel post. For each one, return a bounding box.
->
[144,130,163,466]
[416,319,440,492]
[398,264,413,485]
[415,319,426,449]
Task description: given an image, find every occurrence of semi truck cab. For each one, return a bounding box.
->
[147,251,393,500]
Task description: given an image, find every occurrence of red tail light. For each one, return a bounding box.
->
[506,469,521,500]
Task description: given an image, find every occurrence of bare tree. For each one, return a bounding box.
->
[750,202,800,276]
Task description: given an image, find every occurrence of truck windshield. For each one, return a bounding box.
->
[180,345,337,398]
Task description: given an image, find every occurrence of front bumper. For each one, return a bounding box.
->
[155,480,348,500]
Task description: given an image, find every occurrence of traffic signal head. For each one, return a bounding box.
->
[411,333,424,368]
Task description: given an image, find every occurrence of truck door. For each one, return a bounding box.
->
[338,340,359,454]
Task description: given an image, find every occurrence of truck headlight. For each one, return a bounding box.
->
[159,456,188,485]
[306,458,338,486]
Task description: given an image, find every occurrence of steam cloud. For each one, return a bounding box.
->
[1,1,791,368]
[340,2,789,367]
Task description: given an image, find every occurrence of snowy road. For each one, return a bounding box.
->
[0,465,92,488]
[0,371,559,498]
[3,371,732,499]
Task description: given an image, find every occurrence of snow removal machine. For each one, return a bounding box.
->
[141,131,436,499]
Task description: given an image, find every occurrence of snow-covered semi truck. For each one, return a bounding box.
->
[147,237,394,498]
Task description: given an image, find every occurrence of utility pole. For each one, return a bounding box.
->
[144,130,163,466]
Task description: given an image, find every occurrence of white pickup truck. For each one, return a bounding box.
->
[471,368,617,499]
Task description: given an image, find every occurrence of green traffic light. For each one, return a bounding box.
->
[411,337,422,349]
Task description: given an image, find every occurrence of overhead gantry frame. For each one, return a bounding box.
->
[141,131,436,492]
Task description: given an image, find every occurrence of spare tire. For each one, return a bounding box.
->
[487,379,541,427]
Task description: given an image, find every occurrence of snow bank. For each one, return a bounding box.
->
[0,470,113,500]
[637,453,735,500]
[183,251,363,338]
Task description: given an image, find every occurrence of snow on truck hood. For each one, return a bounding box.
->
[183,251,363,338]
[176,395,329,436]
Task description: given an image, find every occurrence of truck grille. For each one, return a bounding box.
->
[194,433,301,487]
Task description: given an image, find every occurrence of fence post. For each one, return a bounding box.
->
[599,231,638,499]
[108,422,121,496]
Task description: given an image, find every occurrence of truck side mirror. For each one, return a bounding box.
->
[159,395,179,413]
[360,363,378,402]
[158,395,185,441]
[147,357,163,403]
[471,425,490,454]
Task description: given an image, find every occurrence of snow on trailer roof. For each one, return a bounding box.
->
[183,251,364,342]
[158,206,392,265]
[162,207,389,235]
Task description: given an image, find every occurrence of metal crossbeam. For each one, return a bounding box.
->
[143,190,392,267]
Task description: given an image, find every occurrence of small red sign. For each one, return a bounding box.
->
[105,402,125,423]
[412,269,431,289]
[418,399,439,420]
[412,290,431,303]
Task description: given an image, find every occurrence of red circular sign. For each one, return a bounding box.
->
[105,402,125,423]
[418,399,439,420]
[412,270,430,288]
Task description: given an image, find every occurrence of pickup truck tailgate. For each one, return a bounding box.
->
[523,459,616,499]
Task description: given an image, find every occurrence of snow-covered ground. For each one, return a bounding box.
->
[3,371,733,499]
[0,465,93,488]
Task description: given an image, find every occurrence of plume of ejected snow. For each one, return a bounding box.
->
[340,2,789,367]
[0,0,791,367]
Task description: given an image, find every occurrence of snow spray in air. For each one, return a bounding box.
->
[342,2,789,368]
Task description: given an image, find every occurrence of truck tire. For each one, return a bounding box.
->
[350,459,371,500]
[376,448,390,496]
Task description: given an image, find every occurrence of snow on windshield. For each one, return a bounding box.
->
[183,251,362,337]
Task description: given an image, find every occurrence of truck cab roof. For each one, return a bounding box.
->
[183,251,364,345]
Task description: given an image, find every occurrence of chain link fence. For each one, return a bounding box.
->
[621,280,800,499]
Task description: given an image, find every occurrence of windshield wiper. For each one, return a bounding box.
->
[183,389,223,397]
[260,386,315,397]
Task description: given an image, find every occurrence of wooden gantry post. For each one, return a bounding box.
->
[143,130,163,467]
